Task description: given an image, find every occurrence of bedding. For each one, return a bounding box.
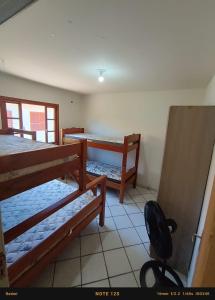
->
[0,179,96,266]
[64,133,124,145]
[87,160,121,181]
[0,135,77,183]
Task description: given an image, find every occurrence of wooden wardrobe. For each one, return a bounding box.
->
[158,106,215,275]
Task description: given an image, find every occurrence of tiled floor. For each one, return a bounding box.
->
[31,186,186,288]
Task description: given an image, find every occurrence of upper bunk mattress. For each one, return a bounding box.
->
[64,133,124,145]
[0,135,76,183]
[0,179,96,266]
[0,135,55,156]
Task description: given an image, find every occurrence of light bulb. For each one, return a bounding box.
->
[98,75,104,82]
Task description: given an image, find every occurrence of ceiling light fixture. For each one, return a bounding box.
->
[98,69,105,82]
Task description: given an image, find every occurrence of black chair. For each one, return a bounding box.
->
[139,201,184,287]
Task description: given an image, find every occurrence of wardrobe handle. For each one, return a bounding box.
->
[192,233,202,243]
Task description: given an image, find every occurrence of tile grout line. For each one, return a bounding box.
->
[81,270,141,287]
[97,223,111,288]
[80,269,139,287]
[121,195,144,287]
[124,193,151,256]
[121,193,150,245]
[116,190,149,287]
[60,242,144,260]
[110,204,139,287]
[82,221,146,236]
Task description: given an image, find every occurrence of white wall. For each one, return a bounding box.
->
[81,90,205,190]
[204,75,215,105]
[0,72,83,129]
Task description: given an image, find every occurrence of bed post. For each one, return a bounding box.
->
[79,139,87,191]
[133,134,141,188]
[60,129,65,145]
[99,176,106,226]
[119,136,128,203]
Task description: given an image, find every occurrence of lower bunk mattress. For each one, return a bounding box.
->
[0,179,97,266]
[87,160,122,181]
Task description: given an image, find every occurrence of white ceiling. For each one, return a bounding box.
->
[0,0,215,94]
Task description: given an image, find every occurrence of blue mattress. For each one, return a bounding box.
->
[0,180,96,266]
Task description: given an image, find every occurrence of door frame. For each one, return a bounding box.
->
[0,96,59,144]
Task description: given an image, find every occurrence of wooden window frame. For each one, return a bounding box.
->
[0,96,59,144]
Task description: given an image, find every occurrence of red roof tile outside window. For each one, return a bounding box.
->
[30,112,45,131]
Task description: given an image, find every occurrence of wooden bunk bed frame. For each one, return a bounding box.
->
[0,128,36,140]
[61,128,141,203]
[0,129,106,287]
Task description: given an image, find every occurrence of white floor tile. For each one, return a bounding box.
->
[81,233,102,256]
[106,188,118,198]
[136,186,151,195]
[136,202,146,212]
[109,205,126,217]
[98,217,116,232]
[31,263,54,287]
[104,206,112,217]
[100,231,123,251]
[131,194,146,203]
[124,193,135,203]
[143,193,157,201]
[123,203,141,214]
[113,215,133,229]
[129,213,145,226]
[82,279,110,287]
[81,219,99,236]
[125,244,150,271]
[143,242,151,255]
[56,238,80,261]
[110,272,138,287]
[106,193,121,206]
[133,270,141,287]
[106,199,120,207]
[135,226,150,242]
[53,258,81,287]
[127,188,142,197]
[81,253,108,284]
[118,228,142,247]
[104,248,132,277]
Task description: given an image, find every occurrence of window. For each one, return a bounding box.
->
[0,96,59,144]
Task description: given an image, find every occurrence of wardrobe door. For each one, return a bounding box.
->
[158,106,215,275]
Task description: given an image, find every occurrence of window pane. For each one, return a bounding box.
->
[48,120,55,131]
[36,131,46,142]
[48,132,55,143]
[23,134,32,140]
[7,118,20,129]
[22,104,45,131]
[6,103,19,118]
[47,107,55,119]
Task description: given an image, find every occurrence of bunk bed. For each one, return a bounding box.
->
[61,128,141,203]
[0,128,106,287]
